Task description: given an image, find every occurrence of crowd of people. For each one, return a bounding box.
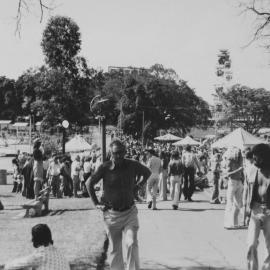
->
[4,133,270,270]
[10,138,102,203]
[8,134,253,218]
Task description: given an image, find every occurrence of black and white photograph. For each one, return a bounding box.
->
[1,1,270,269]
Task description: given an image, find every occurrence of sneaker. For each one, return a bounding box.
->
[172,205,178,210]
[148,201,152,209]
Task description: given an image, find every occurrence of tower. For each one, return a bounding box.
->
[212,49,233,129]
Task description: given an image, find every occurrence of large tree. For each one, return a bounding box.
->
[41,16,81,73]
[219,84,270,132]
[103,66,211,139]
[29,16,95,129]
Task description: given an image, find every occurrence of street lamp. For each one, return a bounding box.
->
[62,120,69,154]
[24,114,33,153]
[90,95,109,163]
[141,110,145,147]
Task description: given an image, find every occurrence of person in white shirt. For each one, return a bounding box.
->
[47,156,61,198]
[4,223,70,270]
[146,149,162,210]
[71,155,81,198]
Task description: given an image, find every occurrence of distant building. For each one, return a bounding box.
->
[10,122,29,137]
[0,120,12,132]
[108,66,149,75]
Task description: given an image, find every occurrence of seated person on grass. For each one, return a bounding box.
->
[5,224,70,270]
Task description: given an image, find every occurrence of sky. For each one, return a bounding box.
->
[0,0,269,105]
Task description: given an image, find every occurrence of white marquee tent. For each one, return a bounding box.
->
[173,136,200,146]
[154,133,182,141]
[211,128,266,150]
[65,135,93,152]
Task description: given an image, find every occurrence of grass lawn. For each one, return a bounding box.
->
[0,177,107,270]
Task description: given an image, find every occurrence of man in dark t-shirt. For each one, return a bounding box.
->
[86,139,151,270]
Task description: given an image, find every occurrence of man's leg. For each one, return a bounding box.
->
[104,214,125,270]
[51,176,57,197]
[152,177,158,209]
[146,177,154,208]
[164,170,168,198]
[224,180,235,228]
[124,226,139,270]
[183,169,188,200]
[247,211,261,270]
[158,172,162,196]
[262,214,270,270]
[12,181,17,193]
[211,172,220,203]
[172,177,181,208]
[123,207,140,270]
[34,180,42,200]
[159,170,167,200]
[170,176,175,201]
[232,182,243,226]
[188,168,195,200]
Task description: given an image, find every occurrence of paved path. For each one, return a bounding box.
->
[134,189,266,270]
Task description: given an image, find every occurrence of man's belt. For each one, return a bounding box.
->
[109,202,135,212]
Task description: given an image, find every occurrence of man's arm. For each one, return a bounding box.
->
[224,166,243,177]
[85,164,104,206]
[5,253,40,270]
[135,161,151,188]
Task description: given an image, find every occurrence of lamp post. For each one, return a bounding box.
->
[90,95,109,163]
[62,120,69,154]
[29,114,32,154]
[141,110,145,147]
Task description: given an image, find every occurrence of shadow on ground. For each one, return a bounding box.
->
[179,208,224,212]
[139,207,224,212]
[140,261,241,270]
[0,194,14,198]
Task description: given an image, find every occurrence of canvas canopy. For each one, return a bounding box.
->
[173,136,200,146]
[257,128,270,135]
[154,133,182,141]
[211,128,266,150]
[65,135,92,152]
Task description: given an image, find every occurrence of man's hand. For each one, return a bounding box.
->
[96,204,107,212]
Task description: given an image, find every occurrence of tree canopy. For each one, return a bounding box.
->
[41,16,82,72]
[101,65,211,139]
[218,84,270,132]
[4,13,212,139]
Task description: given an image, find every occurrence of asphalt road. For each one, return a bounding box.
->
[134,189,266,270]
